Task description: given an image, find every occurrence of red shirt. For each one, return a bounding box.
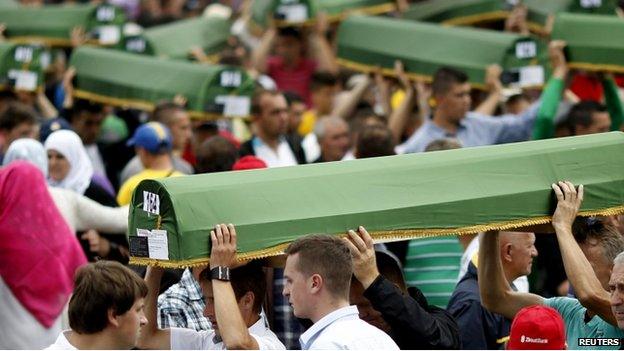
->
[267,56,317,106]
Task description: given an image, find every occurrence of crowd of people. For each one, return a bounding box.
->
[2,0,624,349]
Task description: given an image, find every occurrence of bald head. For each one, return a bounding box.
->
[498,231,537,281]
[314,116,350,162]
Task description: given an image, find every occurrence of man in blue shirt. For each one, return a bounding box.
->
[397,67,540,154]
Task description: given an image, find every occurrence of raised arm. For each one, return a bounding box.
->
[551,181,617,326]
[332,74,371,120]
[478,231,544,319]
[388,61,416,144]
[474,64,503,116]
[308,12,338,74]
[210,224,259,350]
[251,27,277,74]
[601,73,624,131]
[137,266,172,350]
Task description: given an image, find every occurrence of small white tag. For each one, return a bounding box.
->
[580,0,602,8]
[276,4,308,22]
[143,191,160,215]
[40,52,51,69]
[137,228,151,237]
[126,38,146,53]
[216,95,251,117]
[506,0,520,5]
[14,46,33,63]
[148,229,169,260]
[9,70,38,91]
[515,41,537,59]
[518,65,544,87]
[98,25,121,45]
[220,71,242,88]
[97,6,116,22]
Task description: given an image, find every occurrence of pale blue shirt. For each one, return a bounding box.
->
[397,101,541,154]
[299,305,399,350]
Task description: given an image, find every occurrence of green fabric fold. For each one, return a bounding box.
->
[0,42,45,92]
[552,13,624,73]
[122,17,231,59]
[128,132,624,267]
[0,4,126,47]
[251,0,394,27]
[69,47,255,119]
[336,15,547,87]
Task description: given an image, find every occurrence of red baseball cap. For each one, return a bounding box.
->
[232,156,267,171]
[507,305,566,350]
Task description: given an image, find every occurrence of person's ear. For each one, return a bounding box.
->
[502,243,513,263]
[241,291,255,311]
[107,308,120,328]
[310,274,323,294]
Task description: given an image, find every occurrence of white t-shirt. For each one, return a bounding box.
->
[253,137,298,168]
[170,317,285,350]
[45,330,77,350]
[299,305,399,350]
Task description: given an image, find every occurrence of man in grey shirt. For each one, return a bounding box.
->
[397,67,540,154]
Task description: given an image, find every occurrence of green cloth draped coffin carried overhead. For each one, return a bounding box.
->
[402,0,617,35]
[69,47,255,119]
[551,13,624,73]
[122,17,231,60]
[128,132,624,268]
[0,42,45,92]
[0,3,126,47]
[250,0,395,27]
[336,15,547,88]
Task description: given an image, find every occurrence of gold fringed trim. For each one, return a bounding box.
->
[567,62,624,74]
[441,11,510,27]
[9,36,109,47]
[73,89,250,121]
[337,58,489,90]
[129,205,624,268]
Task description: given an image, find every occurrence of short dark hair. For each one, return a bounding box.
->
[278,26,302,40]
[565,101,608,135]
[573,218,624,264]
[355,125,395,159]
[251,88,282,116]
[285,235,353,299]
[506,93,529,107]
[311,72,339,92]
[376,251,407,292]
[0,102,37,131]
[199,262,267,314]
[69,261,148,334]
[71,99,104,119]
[151,101,186,126]
[195,136,238,174]
[425,138,462,152]
[283,91,304,106]
[432,67,469,96]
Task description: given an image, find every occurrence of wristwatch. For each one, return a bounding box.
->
[210,266,231,281]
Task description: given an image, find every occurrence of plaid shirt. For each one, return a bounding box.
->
[273,268,304,350]
[157,268,212,331]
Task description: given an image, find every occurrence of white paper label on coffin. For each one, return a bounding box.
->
[9,70,38,91]
[98,25,121,45]
[216,95,251,117]
[276,4,308,22]
[580,0,602,8]
[148,229,169,260]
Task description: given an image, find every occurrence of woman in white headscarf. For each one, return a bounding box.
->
[44,130,117,207]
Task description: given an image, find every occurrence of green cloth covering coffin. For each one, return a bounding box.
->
[69,47,254,119]
[0,3,126,47]
[336,15,547,88]
[551,13,624,74]
[128,132,624,267]
[402,0,617,35]
[251,0,396,27]
[122,17,231,60]
[0,42,45,92]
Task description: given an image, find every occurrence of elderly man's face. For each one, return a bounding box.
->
[349,279,391,333]
[609,263,624,330]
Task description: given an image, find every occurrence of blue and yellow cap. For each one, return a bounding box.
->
[126,122,172,154]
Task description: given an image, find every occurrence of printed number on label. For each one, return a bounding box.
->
[143,191,160,215]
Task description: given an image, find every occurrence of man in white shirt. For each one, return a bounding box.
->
[138,224,285,350]
[283,235,399,350]
[46,261,148,350]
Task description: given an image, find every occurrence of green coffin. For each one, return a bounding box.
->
[0,42,45,92]
[402,0,617,35]
[551,13,624,73]
[0,0,18,8]
[251,0,395,27]
[122,17,231,60]
[0,3,126,47]
[69,47,255,119]
[128,132,624,267]
[337,15,547,88]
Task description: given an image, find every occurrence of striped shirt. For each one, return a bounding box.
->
[403,235,463,308]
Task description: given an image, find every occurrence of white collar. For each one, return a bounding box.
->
[299,305,358,347]
[248,316,268,335]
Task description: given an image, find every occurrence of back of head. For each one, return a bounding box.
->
[195,136,238,174]
[2,138,48,177]
[69,261,147,334]
[0,101,37,131]
[285,235,353,299]
[199,261,267,314]
[151,101,186,127]
[573,217,624,264]
[432,67,468,97]
[507,305,566,350]
[355,125,395,159]
[565,100,607,135]
[376,250,407,292]
[424,138,462,152]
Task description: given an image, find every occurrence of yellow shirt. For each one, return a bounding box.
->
[117,169,183,206]
[298,110,318,136]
